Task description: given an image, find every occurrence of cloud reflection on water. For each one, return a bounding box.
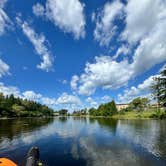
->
[0,118,165,166]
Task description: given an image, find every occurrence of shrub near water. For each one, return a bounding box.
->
[89,100,117,116]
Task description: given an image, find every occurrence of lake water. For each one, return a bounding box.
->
[0,117,165,166]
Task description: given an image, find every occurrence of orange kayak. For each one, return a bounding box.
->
[0,147,43,166]
[0,158,17,166]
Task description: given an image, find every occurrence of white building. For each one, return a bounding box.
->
[116,104,129,111]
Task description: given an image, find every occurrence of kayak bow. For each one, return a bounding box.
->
[0,147,43,166]
[0,158,17,166]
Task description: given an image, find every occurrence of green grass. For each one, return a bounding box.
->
[112,109,166,119]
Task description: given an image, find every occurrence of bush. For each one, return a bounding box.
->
[89,100,118,117]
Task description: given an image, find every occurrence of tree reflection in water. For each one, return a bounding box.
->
[0,118,165,166]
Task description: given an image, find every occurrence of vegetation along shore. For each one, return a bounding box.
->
[0,66,166,119]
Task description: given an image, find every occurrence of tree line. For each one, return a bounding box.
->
[72,66,166,117]
[0,66,165,118]
[0,93,54,117]
[57,101,118,117]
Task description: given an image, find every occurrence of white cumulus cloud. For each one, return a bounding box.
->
[32,3,45,17]
[101,95,111,102]
[71,50,166,96]
[118,75,157,103]
[131,20,166,75]
[0,82,20,97]
[46,0,85,39]
[71,75,79,90]
[41,97,56,105]
[93,0,124,46]
[0,0,11,35]
[122,0,166,43]
[71,56,132,96]
[56,92,81,105]
[113,44,130,60]
[33,0,86,39]
[0,59,10,78]
[86,97,98,108]
[21,21,54,72]
[0,83,37,99]
[22,91,42,101]
[71,0,166,96]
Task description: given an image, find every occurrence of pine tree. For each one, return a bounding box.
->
[159,66,166,108]
[152,66,166,109]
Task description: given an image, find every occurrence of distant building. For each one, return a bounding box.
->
[116,104,129,111]
[53,112,59,116]
[150,103,159,108]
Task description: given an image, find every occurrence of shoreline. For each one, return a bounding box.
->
[0,110,166,120]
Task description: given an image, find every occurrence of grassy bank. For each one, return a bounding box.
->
[112,110,166,119]
[71,110,166,119]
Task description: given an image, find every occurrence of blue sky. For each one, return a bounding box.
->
[0,0,165,111]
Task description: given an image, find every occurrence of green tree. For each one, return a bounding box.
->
[151,77,161,110]
[59,109,68,115]
[88,100,117,117]
[151,66,166,109]
[12,104,27,116]
[89,107,97,116]
[105,100,117,116]
[159,66,166,108]
[0,92,54,117]
[129,97,149,111]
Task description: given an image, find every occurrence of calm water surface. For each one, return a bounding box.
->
[0,117,165,166]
